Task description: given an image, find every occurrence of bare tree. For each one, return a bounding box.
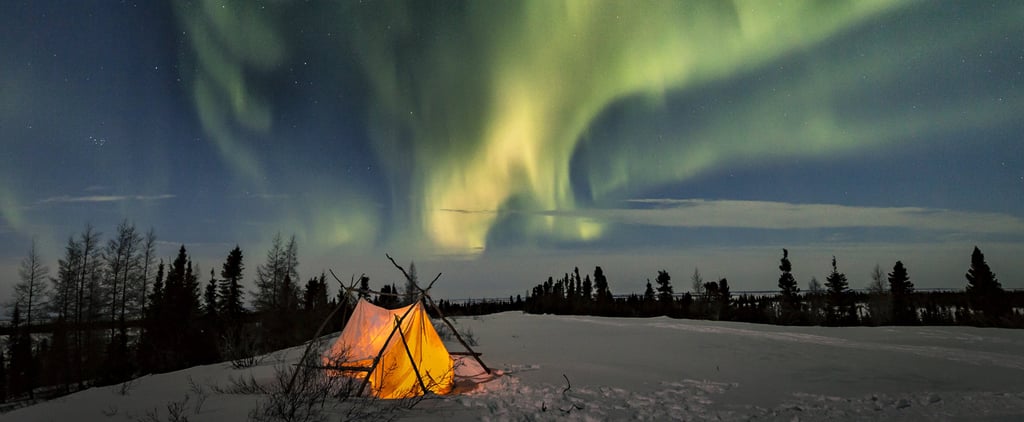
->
[866,264,891,325]
[690,267,704,298]
[138,228,157,317]
[868,264,885,294]
[51,236,82,322]
[103,219,141,338]
[75,224,102,389]
[255,233,299,312]
[15,239,50,327]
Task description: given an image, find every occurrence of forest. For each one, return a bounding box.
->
[521,248,1024,328]
[2,221,1021,409]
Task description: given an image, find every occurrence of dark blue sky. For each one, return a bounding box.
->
[2,1,1022,299]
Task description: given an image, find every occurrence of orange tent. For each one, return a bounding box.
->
[323,298,454,399]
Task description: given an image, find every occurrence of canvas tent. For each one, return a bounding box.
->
[323,298,454,399]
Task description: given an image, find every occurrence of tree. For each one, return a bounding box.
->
[204,268,219,318]
[965,246,1007,322]
[825,256,852,325]
[303,274,329,312]
[691,267,705,299]
[690,267,706,317]
[218,246,245,321]
[15,239,50,328]
[137,228,157,318]
[865,263,891,325]
[806,276,825,324]
[717,278,732,320]
[777,249,801,323]
[50,236,82,323]
[156,246,204,368]
[103,219,141,338]
[404,261,419,305]
[643,281,656,304]
[358,275,371,301]
[888,260,916,324]
[582,274,593,303]
[593,266,610,304]
[655,270,673,307]
[702,280,720,319]
[6,305,35,399]
[254,233,299,312]
[73,224,102,389]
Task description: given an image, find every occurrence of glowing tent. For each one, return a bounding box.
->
[323,298,454,399]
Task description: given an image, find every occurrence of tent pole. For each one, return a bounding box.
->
[385,253,492,375]
[356,302,419,397]
[423,295,492,374]
[394,315,430,395]
[286,274,358,396]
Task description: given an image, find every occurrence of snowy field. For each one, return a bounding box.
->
[6,312,1024,421]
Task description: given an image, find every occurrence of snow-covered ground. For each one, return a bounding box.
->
[7,312,1024,421]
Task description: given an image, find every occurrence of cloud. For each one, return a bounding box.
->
[36,194,175,205]
[581,199,1024,235]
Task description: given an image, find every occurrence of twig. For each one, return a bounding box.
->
[559,374,583,413]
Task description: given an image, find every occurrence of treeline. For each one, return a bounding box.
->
[0,223,350,406]
[524,247,1024,328]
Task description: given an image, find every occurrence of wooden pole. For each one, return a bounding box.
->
[422,294,491,374]
[394,314,430,395]
[285,274,358,396]
[385,254,491,374]
[356,301,419,397]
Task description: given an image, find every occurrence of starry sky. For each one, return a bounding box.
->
[2,1,1023,301]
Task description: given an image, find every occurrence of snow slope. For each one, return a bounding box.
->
[7,312,1024,421]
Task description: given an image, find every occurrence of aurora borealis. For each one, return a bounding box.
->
[2,1,1023,298]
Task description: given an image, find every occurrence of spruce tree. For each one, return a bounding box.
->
[888,261,916,324]
[825,256,851,325]
[358,275,371,301]
[593,266,609,304]
[582,274,593,303]
[718,278,732,320]
[965,246,1006,322]
[777,249,801,323]
[703,280,720,319]
[655,270,673,306]
[204,268,219,319]
[643,281,656,314]
[218,246,245,321]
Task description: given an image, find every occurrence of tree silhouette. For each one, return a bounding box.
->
[218,245,246,323]
[358,275,371,301]
[777,249,801,324]
[643,281,656,304]
[655,272,671,315]
[204,268,219,319]
[888,261,917,324]
[15,239,50,328]
[825,256,853,325]
[718,278,732,321]
[593,266,611,306]
[965,246,1007,323]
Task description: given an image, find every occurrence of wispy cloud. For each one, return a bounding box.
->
[439,208,499,215]
[37,194,175,205]
[588,198,1024,235]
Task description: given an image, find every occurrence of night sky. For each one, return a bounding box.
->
[2,1,1022,300]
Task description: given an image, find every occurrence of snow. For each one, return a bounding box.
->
[6,312,1024,421]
